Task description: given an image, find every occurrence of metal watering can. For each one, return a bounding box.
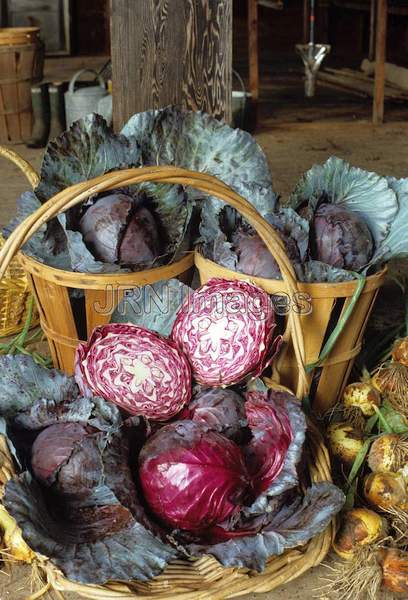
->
[64,69,107,127]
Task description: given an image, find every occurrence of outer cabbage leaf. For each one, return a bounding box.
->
[290,156,398,250]
[368,177,408,267]
[0,355,79,417]
[111,279,191,337]
[243,388,306,515]
[180,387,247,441]
[122,107,277,240]
[2,192,71,270]
[186,482,344,571]
[4,473,176,584]
[296,260,356,283]
[203,208,309,281]
[1,356,176,584]
[36,113,141,202]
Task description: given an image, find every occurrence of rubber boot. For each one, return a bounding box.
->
[48,82,66,142]
[27,83,50,148]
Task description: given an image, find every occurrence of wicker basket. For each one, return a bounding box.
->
[0,146,39,338]
[0,166,336,598]
[195,251,386,415]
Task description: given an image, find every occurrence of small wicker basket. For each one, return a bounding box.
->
[0,146,39,338]
[0,166,337,599]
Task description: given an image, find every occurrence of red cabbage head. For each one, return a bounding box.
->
[139,420,250,531]
[31,422,102,496]
[75,323,192,420]
[79,193,161,266]
[311,203,374,271]
[171,278,280,386]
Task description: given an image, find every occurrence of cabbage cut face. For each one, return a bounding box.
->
[75,323,192,420]
[139,420,250,531]
[311,203,374,271]
[171,278,280,386]
[79,193,161,266]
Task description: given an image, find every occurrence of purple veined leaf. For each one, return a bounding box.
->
[75,323,192,420]
[186,482,345,571]
[4,472,177,584]
[171,278,281,386]
[244,390,294,496]
[179,387,247,441]
[138,420,251,532]
[311,203,374,271]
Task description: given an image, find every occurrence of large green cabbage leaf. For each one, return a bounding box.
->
[368,177,408,266]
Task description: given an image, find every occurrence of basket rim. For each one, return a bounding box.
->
[195,249,387,298]
[18,251,195,289]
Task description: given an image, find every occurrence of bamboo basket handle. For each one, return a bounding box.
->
[0,146,39,189]
[0,166,308,397]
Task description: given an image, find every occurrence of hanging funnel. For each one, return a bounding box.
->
[296,43,331,97]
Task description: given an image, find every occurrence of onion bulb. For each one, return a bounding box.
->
[333,508,388,560]
[392,337,408,367]
[327,422,365,467]
[379,547,408,594]
[343,382,381,417]
[372,362,408,420]
[368,433,408,473]
[364,471,408,511]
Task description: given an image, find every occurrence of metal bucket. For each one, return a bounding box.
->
[64,69,107,127]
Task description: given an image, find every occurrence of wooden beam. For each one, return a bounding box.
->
[369,0,376,61]
[303,0,309,44]
[373,0,387,125]
[111,0,232,130]
[248,0,259,103]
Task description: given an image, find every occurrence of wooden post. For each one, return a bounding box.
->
[369,0,376,61]
[248,0,259,104]
[303,0,309,44]
[373,0,387,125]
[111,0,232,130]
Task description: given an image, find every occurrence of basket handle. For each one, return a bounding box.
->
[0,166,308,397]
[0,146,39,189]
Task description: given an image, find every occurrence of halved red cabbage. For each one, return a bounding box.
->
[171,278,280,386]
[244,391,293,495]
[180,387,246,440]
[139,420,251,531]
[75,323,192,420]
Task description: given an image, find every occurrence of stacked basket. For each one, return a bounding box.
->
[0,145,39,338]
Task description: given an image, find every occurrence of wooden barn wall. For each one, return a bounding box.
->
[67,0,408,71]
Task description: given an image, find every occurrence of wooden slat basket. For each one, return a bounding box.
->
[195,249,386,415]
[0,166,336,599]
[0,33,44,143]
[0,146,39,338]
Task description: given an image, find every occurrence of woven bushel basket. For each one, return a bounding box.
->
[0,146,39,338]
[0,167,335,599]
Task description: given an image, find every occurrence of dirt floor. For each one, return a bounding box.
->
[0,55,406,599]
